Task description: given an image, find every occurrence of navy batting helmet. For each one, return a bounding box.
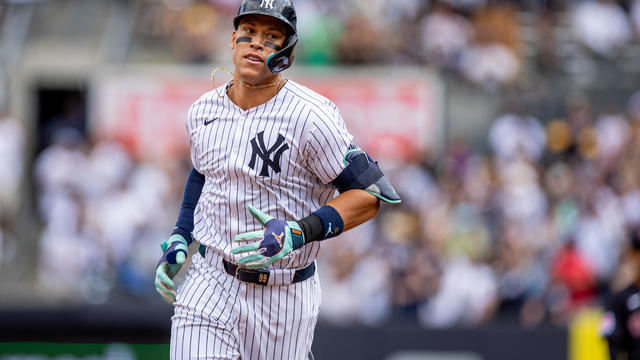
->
[234,0,298,74]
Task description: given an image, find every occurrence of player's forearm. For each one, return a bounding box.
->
[296,189,379,243]
[326,189,380,231]
[297,147,397,241]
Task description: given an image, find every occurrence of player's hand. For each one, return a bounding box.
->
[232,205,305,269]
[155,234,188,304]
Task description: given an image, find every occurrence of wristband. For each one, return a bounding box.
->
[297,205,344,243]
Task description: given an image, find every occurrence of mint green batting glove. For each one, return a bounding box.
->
[155,234,188,304]
[232,205,305,269]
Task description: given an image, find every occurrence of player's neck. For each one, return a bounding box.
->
[228,75,285,110]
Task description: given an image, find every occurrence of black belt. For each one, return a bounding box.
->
[199,244,315,286]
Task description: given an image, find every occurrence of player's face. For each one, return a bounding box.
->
[231,15,288,85]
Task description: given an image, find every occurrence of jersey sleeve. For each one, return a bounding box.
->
[185,102,202,173]
[304,103,354,185]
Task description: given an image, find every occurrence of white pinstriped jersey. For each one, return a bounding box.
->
[187,79,353,270]
[172,79,352,360]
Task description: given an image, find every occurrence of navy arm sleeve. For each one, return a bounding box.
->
[171,168,205,245]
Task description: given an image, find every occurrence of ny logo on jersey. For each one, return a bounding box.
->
[260,0,274,9]
[249,131,289,176]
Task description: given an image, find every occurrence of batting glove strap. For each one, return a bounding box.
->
[157,234,188,267]
[171,227,193,245]
[286,220,305,250]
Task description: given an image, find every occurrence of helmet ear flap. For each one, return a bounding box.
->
[266,35,297,74]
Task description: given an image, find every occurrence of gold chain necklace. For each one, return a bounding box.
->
[210,67,282,97]
[239,77,282,89]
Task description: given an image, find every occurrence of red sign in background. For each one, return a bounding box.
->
[301,76,437,162]
[93,70,440,162]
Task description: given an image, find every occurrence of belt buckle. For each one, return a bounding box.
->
[235,265,241,279]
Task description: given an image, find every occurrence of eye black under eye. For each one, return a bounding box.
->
[264,41,281,50]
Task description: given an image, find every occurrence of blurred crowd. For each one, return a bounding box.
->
[132,0,640,88]
[33,129,187,303]
[25,87,640,327]
[127,0,640,328]
[319,89,640,328]
[0,113,24,272]
[0,0,639,328]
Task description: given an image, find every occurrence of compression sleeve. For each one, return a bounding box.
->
[171,168,205,245]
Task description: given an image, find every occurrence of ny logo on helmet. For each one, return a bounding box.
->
[260,0,274,9]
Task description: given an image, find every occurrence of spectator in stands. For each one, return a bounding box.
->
[418,256,498,327]
[0,112,24,265]
[0,114,25,218]
[35,132,181,301]
[419,1,471,70]
[620,92,640,228]
[550,237,598,321]
[335,15,390,64]
[472,3,521,57]
[446,0,487,13]
[629,91,640,123]
[35,128,92,299]
[459,21,520,87]
[295,1,342,65]
[571,0,633,58]
[489,104,547,162]
[383,0,424,24]
[631,0,640,39]
[494,158,548,227]
[83,138,133,197]
[492,220,549,327]
[172,2,218,63]
[594,110,630,166]
[544,162,579,240]
[573,194,624,282]
[35,128,87,222]
[318,226,393,326]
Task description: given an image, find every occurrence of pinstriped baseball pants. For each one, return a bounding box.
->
[170,250,321,360]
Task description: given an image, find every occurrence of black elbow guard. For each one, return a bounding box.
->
[330,148,401,204]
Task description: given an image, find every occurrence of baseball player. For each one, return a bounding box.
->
[601,228,640,359]
[154,1,401,359]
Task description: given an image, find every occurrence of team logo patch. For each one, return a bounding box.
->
[248,131,289,176]
[273,232,284,247]
[325,222,333,237]
[599,311,615,336]
[260,0,274,9]
[324,222,340,237]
